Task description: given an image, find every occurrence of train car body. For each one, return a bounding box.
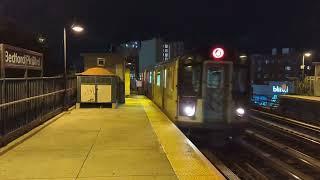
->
[143,49,247,139]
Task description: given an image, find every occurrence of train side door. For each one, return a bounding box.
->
[202,61,233,123]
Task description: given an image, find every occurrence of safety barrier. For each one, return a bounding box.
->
[0,76,77,146]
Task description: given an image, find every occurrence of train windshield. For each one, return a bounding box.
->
[180,64,202,96]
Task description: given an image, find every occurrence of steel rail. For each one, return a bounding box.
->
[250,109,320,133]
[233,163,254,180]
[245,163,269,180]
[201,149,240,180]
[245,129,320,171]
[249,114,320,146]
[237,138,314,180]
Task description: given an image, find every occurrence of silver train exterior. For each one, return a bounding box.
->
[142,54,247,134]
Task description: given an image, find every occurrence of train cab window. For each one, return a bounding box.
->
[180,64,201,96]
[207,69,222,88]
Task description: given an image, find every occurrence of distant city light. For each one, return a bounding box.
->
[38,37,46,44]
[239,55,247,59]
[128,63,132,65]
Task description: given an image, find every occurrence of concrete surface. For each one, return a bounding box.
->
[0,96,224,180]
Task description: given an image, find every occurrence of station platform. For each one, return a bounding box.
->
[0,96,224,180]
[281,95,320,102]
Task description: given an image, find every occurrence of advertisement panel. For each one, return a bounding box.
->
[251,81,294,107]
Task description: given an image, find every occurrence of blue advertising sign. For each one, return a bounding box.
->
[252,81,294,107]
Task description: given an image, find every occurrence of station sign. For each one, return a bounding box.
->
[0,44,43,70]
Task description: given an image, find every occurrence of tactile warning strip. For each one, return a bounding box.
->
[139,98,225,180]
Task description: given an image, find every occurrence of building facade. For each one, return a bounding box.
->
[250,48,303,84]
[139,38,184,75]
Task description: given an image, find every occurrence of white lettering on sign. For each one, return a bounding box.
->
[272,84,289,93]
[5,50,41,67]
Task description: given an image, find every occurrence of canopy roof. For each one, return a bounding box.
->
[80,67,115,76]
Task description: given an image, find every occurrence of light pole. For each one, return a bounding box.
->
[301,52,311,79]
[63,24,84,109]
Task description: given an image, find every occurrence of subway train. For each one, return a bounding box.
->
[142,46,249,141]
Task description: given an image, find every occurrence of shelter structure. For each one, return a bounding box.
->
[78,53,126,105]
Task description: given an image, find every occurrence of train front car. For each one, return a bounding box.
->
[177,47,247,143]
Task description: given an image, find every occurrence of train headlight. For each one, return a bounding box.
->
[184,105,195,117]
[236,107,245,117]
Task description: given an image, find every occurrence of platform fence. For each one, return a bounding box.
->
[0,76,77,146]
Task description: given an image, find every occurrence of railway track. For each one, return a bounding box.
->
[196,108,320,180]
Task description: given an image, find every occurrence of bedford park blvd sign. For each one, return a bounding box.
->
[0,44,43,70]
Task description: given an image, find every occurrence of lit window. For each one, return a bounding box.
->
[149,72,152,84]
[285,66,292,71]
[97,58,106,66]
[165,44,169,48]
[156,72,161,86]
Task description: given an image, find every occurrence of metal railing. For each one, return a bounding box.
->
[294,76,315,96]
[0,76,77,146]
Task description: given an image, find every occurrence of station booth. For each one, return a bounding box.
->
[77,67,121,108]
[78,53,127,107]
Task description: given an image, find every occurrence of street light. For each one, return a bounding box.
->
[63,24,84,110]
[71,25,84,33]
[64,24,84,77]
[301,52,312,79]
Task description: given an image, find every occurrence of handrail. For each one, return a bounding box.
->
[0,87,75,108]
[0,75,77,81]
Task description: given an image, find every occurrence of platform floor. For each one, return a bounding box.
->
[0,96,224,180]
[281,95,320,102]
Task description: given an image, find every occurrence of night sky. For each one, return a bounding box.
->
[1,0,320,73]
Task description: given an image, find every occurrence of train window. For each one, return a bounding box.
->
[156,72,161,86]
[180,64,201,96]
[149,72,153,84]
[207,70,222,88]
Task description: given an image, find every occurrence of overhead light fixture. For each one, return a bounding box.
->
[71,25,84,33]
[304,52,311,57]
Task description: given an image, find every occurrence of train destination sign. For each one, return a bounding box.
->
[211,47,225,60]
[0,44,43,70]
